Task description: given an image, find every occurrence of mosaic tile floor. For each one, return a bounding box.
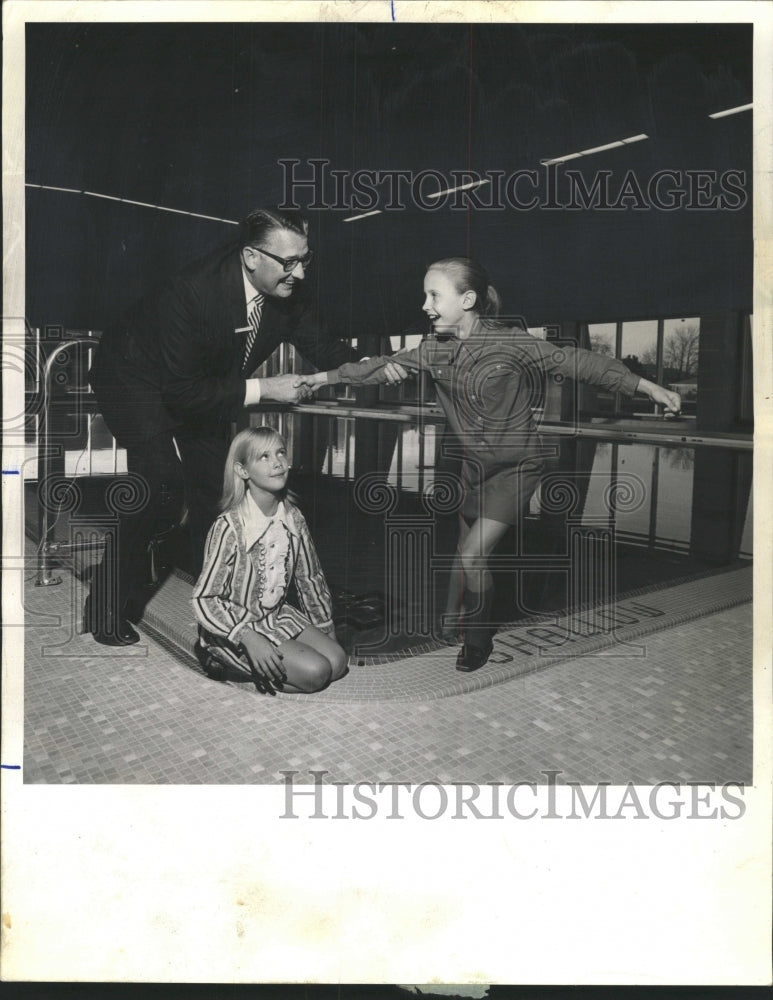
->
[139,563,752,701]
[18,556,753,785]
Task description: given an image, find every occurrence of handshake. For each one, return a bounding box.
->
[258,359,410,404]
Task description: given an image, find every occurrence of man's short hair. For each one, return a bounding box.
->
[240,207,309,249]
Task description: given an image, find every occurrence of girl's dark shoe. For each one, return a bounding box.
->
[456,585,496,670]
[456,640,493,672]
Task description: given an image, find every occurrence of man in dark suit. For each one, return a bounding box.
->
[87,206,399,645]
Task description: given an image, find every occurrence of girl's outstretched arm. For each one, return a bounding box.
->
[300,363,409,391]
[300,346,427,390]
[516,334,681,412]
[635,377,682,414]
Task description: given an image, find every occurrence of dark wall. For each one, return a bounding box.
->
[26,22,752,335]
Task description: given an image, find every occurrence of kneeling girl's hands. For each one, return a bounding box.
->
[239,630,287,693]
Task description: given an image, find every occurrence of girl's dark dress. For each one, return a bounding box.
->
[332,321,641,524]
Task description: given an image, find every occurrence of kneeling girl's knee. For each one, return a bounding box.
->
[329,645,349,680]
[299,655,333,693]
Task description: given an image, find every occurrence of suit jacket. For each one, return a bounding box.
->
[90,240,355,447]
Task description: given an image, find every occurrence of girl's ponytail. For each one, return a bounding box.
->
[483,284,501,318]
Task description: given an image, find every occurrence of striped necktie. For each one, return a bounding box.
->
[242,293,264,372]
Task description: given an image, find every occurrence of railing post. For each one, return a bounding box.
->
[36,338,99,587]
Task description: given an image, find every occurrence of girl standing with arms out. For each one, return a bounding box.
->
[302,257,681,672]
[193,426,348,693]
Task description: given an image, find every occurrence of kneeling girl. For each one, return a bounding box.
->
[193,426,347,693]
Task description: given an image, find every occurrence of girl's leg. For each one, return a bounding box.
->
[275,627,348,693]
[456,516,510,671]
[458,516,510,593]
[439,515,469,641]
[295,626,349,681]
[272,641,331,693]
[443,514,470,616]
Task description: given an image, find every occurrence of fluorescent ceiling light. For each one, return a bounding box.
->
[342,209,383,222]
[708,103,753,119]
[425,179,491,200]
[25,183,239,223]
[541,133,649,166]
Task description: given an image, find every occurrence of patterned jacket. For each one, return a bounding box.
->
[192,496,334,644]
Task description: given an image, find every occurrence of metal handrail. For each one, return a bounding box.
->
[33,350,752,587]
[285,400,754,450]
[36,337,103,586]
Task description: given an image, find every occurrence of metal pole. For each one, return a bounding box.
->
[36,339,98,586]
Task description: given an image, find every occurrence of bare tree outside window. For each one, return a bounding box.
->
[641,324,700,380]
[664,324,700,379]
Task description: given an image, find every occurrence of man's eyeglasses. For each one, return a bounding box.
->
[250,246,314,273]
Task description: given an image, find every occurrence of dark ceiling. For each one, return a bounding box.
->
[25,21,753,332]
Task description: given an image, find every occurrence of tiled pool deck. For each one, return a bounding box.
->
[21,558,752,785]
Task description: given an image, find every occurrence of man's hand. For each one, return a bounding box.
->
[259,373,308,404]
[239,630,287,694]
[639,378,682,415]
